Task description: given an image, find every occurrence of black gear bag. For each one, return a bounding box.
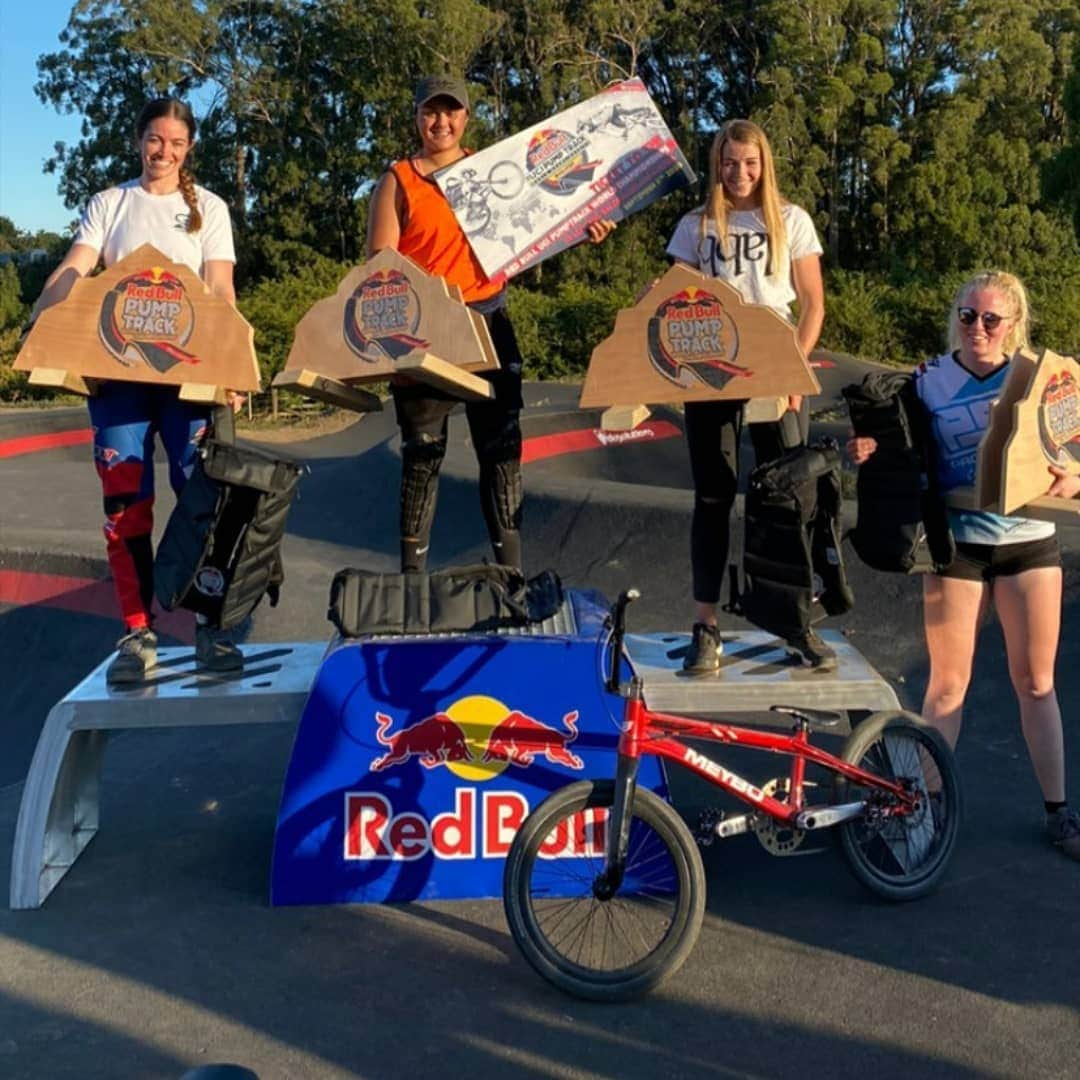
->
[328,564,564,637]
[842,372,954,573]
[728,441,854,641]
[154,433,303,630]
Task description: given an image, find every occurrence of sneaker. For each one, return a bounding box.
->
[106,628,158,685]
[682,623,723,675]
[195,624,244,673]
[783,629,838,672]
[1045,807,1080,861]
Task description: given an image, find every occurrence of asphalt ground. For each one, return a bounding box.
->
[1,364,1078,1079]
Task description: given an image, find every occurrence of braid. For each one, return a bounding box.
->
[178,167,202,233]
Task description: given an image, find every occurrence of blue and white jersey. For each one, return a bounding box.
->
[915,352,1054,544]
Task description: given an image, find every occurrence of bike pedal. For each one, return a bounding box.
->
[693,808,725,846]
[788,846,828,857]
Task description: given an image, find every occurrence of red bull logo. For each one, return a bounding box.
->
[98,266,199,373]
[345,787,607,861]
[525,129,601,196]
[343,268,429,364]
[647,287,747,391]
[1038,367,1080,467]
[370,694,584,777]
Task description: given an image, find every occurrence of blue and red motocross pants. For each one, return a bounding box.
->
[88,381,209,630]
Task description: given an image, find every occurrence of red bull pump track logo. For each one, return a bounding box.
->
[647,286,747,391]
[343,268,429,364]
[98,266,199,373]
[346,695,592,862]
[1038,367,1080,467]
[525,128,601,196]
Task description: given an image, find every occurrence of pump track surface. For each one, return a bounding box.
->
[0,361,1077,1080]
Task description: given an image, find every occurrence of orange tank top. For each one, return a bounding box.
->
[390,157,502,303]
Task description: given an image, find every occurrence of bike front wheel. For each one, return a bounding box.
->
[503,780,705,1002]
[488,160,525,200]
[836,711,961,901]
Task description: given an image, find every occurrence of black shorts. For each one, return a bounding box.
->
[939,536,1061,582]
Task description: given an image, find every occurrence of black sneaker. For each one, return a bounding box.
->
[106,627,158,685]
[196,624,244,672]
[784,629,837,671]
[682,623,723,675]
[1046,807,1080,861]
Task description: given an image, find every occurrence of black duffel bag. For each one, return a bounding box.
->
[155,438,304,629]
[328,564,564,637]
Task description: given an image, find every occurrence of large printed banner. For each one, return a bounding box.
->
[435,78,695,284]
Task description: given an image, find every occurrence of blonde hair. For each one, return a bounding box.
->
[701,119,786,275]
[947,270,1030,356]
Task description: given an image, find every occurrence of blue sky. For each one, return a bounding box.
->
[0,1,86,235]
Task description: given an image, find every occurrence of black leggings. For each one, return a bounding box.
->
[392,305,524,573]
[685,398,809,604]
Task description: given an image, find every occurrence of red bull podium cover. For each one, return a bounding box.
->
[271,590,667,904]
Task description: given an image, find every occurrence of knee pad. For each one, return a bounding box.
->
[480,458,522,534]
[400,433,446,539]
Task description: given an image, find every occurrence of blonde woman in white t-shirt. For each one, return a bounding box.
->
[32,98,243,683]
[665,120,827,674]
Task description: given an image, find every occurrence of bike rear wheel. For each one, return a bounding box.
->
[503,780,705,1001]
[835,711,961,901]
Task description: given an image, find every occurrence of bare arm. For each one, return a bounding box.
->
[30,243,100,320]
[202,259,236,306]
[366,171,403,257]
[790,253,825,412]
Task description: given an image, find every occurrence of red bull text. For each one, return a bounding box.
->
[345,788,607,861]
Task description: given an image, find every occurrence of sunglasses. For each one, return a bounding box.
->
[957,307,1009,331]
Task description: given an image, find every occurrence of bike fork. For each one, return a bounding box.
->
[595,751,640,900]
[595,694,644,899]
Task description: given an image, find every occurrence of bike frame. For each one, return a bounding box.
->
[596,597,920,889]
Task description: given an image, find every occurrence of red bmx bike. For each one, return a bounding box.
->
[503,590,961,1001]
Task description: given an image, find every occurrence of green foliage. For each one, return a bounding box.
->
[509,280,635,379]
[237,246,350,383]
[819,271,899,362]
[0,263,24,331]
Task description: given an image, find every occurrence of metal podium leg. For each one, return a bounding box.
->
[10,703,108,909]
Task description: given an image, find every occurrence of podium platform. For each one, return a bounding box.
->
[12,608,904,909]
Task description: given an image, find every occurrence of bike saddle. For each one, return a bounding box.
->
[769,705,843,729]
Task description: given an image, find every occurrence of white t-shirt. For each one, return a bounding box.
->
[915,352,1055,544]
[665,204,822,321]
[74,179,236,275]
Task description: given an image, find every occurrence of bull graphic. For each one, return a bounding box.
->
[370,711,472,771]
[481,710,584,770]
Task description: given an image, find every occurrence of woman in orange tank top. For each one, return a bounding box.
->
[367,75,613,572]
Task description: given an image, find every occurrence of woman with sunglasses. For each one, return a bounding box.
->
[849,270,1080,861]
[665,119,827,674]
[31,97,243,683]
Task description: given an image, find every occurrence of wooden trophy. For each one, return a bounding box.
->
[14,244,260,404]
[579,265,819,424]
[274,248,500,410]
[952,347,1080,523]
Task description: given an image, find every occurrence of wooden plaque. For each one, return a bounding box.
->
[996,348,1080,514]
[956,346,1080,521]
[15,244,260,394]
[276,248,498,404]
[579,265,819,408]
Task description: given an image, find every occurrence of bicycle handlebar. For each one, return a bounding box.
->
[604,588,640,695]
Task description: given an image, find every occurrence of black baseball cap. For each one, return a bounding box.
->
[414,75,470,111]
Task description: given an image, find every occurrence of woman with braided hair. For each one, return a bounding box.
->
[32,97,243,683]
